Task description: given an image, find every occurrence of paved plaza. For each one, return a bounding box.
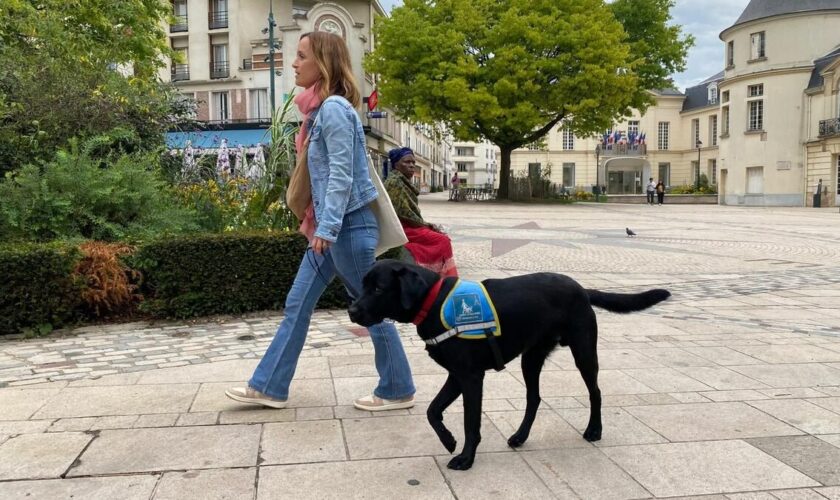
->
[2,194,840,499]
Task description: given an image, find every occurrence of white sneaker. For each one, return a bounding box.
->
[353,394,415,411]
[225,386,287,409]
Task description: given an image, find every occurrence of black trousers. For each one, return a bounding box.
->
[646,191,655,204]
[657,192,664,204]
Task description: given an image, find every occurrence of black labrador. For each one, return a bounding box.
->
[348,260,670,470]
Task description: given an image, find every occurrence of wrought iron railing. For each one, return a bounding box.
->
[208,10,228,29]
[819,118,840,137]
[210,61,229,79]
[171,64,190,82]
[600,143,647,156]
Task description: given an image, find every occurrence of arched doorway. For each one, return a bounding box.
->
[604,158,650,195]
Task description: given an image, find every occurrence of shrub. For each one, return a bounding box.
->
[574,190,594,201]
[73,242,141,318]
[0,144,199,242]
[131,232,349,318]
[0,243,83,335]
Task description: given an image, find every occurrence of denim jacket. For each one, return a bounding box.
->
[308,95,378,242]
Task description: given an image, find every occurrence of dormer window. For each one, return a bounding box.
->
[708,84,718,104]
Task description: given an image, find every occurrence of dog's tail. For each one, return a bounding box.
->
[587,288,671,313]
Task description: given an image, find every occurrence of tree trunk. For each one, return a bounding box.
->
[497,146,513,200]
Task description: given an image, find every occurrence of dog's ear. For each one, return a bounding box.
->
[397,267,422,310]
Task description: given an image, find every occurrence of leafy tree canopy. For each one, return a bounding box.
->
[366,0,693,198]
[0,1,184,175]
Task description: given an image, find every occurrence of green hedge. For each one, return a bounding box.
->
[131,232,350,318]
[0,243,83,335]
[1,232,404,335]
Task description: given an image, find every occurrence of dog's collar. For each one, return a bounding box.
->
[411,278,444,325]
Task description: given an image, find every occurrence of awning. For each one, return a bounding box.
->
[165,128,271,150]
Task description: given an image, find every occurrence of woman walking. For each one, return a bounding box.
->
[226,32,415,411]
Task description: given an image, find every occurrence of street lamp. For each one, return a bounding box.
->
[695,139,702,191]
[267,1,277,119]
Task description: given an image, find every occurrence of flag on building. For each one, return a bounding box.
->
[367,89,378,111]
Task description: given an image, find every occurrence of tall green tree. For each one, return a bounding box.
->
[0,0,180,174]
[366,0,693,199]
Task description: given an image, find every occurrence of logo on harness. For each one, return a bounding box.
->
[441,280,501,339]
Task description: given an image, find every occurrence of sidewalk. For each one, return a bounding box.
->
[1,194,840,499]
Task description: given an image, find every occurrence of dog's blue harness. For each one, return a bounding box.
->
[424,279,505,370]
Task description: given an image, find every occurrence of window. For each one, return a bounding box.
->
[456,162,468,172]
[658,122,670,150]
[691,161,700,184]
[404,130,410,149]
[562,129,575,150]
[209,0,228,29]
[628,120,639,137]
[722,90,729,103]
[722,106,730,135]
[750,31,765,60]
[746,166,763,193]
[748,100,764,131]
[528,163,541,178]
[211,43,228,78]
[212,91,229,121]
[562,163,575,187]
[692,118,700,148]
[708,159,717,185]
[249,89,269,120]
[707,84,718,104]
[748,84,763,97]
[658,162,670,185]
[172,0,188,31]
[709,115,718,146]
[727,40,734,67]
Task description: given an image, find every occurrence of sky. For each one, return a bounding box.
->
[377,0,752,91]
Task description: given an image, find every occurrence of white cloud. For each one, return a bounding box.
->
[671,0,751,90]
[377,0,752,92]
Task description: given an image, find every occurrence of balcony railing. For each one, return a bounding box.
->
[208,11,228,29]
[170,15,188,32]
[819,118,840,138]
[600,143,647,156]
[171,64,190,82]
[210,61,229,79]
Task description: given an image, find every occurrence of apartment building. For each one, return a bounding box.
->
[451,140,500,188]
[511,0,840,206]
[160,0,447,186]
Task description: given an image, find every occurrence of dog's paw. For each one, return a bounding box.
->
[507,431,528,448]
[447,453,475,471]
[583,425,602,442]
[439,432,457,453]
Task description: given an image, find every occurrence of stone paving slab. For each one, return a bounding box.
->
[0,475,158,500]
[0,432,91,480]
[154,468,256,500]
[68,424,261,476]
[33,384,199,419]
[603,440,820,497]
[256,457,453,499]
[746,436,840,486]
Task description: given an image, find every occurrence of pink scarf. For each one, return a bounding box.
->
[293,84,322,242]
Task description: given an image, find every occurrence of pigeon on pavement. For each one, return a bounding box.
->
[626,227,636,237]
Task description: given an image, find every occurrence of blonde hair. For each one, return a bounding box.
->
[301,31,360,107]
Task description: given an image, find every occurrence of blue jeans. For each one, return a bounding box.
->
[249,205,415,400]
